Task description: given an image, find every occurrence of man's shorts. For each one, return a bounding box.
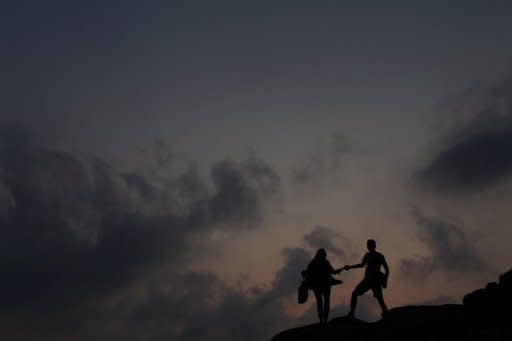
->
[353,277,382,297]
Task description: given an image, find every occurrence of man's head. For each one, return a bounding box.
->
[367,239,376,251]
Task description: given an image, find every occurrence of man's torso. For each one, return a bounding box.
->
[364,251,385,280]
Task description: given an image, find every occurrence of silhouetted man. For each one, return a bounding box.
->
[344,239,389,319]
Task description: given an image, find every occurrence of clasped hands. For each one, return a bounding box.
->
[334,265,351,275]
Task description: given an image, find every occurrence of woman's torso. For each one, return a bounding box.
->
[307,259,333,289]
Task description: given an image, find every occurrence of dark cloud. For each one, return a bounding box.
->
[400,211,489,280]
[417,73,512,193]
[417,130,512,192]
[168,247,307,340]
[400,256,435,281]
[125,272,270,341]
[208,158,280,227]
[0,123,281,338]
[270,248,312,299]
[90,247,310,341]
[0,125,368,340]
[303,225,351,258]
[0,269,288,341]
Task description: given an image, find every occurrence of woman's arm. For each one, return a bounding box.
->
[328,261,342,274]
[332,267,344,274]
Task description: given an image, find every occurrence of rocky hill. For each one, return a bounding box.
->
[271,268,512,341]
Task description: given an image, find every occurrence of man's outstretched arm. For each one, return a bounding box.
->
[344,255,367,270]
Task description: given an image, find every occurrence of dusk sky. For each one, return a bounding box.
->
[2,1,512,340]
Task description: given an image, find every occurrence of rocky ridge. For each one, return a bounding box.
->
[271,268,512,341]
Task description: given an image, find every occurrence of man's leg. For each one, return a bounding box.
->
[373,286,388,316]
[348,292,357,318]
[348,281,369,318]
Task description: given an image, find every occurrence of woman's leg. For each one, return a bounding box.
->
[323,286,331,323]
[313,288,324,323]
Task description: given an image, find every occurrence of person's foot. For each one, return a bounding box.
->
[345,312,355,319]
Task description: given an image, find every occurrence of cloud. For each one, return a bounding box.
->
[292,133,353,186]
[417,130,512,193]
[417,73,512,193]
[135,228,355,340]
[0,268,290,341]
[0,125,386,340]
[271,247,312,299]
[303,225,351,258]
[400,211,490,280]
[208,158,280,227]
[124,271,283,341]
[0,123,281,329]
[400,256,435,281]
[98,247,310,341]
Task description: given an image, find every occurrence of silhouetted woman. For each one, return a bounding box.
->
[304,248,342,324]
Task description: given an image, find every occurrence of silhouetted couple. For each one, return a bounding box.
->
[303,239,389,324]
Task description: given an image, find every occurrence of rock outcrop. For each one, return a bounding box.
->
[271,268,512,341]
[463,268,512,324]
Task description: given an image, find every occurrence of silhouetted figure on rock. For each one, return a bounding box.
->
[344,239,389,319]
[303,248,343,324]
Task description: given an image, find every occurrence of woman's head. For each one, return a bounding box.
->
[314,248,327,260]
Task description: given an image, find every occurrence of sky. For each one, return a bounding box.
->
[2,1,512,340]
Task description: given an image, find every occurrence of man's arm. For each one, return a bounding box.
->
[382,256,389,288]
[344,254,367,270]
[382,256,389,277]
